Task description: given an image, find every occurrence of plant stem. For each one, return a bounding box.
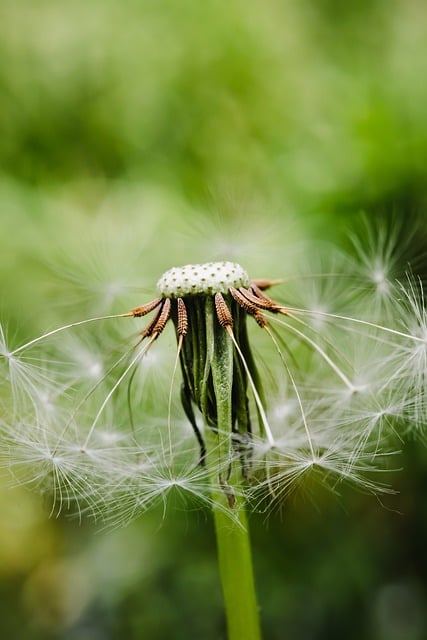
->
[211,487,262,640]
[208,300,262,640]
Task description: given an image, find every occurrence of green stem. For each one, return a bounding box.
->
[211,487,262,640]
[208,299,262,640]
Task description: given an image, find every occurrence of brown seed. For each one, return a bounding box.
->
[124,297,163,318]
[177,298,188,337]
[215,293,233,328]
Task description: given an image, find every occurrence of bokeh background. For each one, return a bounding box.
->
[1,1,427,638]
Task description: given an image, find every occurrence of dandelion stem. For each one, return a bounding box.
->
[207,299,262,640]
[211,492,262,640]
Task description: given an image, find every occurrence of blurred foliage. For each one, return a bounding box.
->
[1,0,427,639]
[1,0,427,215]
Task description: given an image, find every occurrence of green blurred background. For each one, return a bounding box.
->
[1,1,427,638]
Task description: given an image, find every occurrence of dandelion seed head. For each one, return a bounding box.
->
[2,217,426,524]
[157,261,249,297]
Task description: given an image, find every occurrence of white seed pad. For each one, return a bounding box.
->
[157,261,250,297]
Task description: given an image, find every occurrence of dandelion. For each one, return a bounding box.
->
[1,252,426,640]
